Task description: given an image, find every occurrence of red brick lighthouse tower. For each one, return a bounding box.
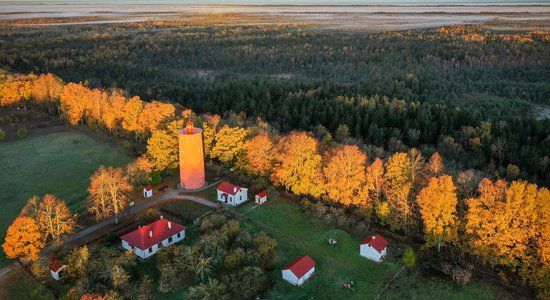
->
[178,120,206,190]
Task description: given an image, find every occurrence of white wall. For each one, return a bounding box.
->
[122,229,186,260]
[282,269,299,285]
[217,189,248,206]
[255,195,266,204]
[360,244,385,262]
[282,267,315,286]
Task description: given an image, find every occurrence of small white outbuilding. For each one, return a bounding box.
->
[359,234,388,262]
[282,255,316,286]
[216,182,248,206]
[49,259,66,281]
[143,185,153,198]
[255,191,267,205]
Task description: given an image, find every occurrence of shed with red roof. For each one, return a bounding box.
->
[360,234,388,262]
[143,185,153,198]
[50,259,66,280]
[255,191,267,205]
[216,181,248,206]
[120,217,186,259]
[282,255,316,286]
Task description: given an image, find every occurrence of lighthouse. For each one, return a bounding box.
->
[178,120,206,190]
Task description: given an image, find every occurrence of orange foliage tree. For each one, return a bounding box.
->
[427,152,444,177]
[366,158,385,206]
[87,166,133,221]
[126,156,154,187]
[36,194,77,244]
[323,145,368,206]
[416,175,458,252]
[466,179,549,286]
[30,73,64,114]
[271,132,324,197]
[60,82,92,125]
[2,216,44,262]
[101,91,126,132]
[240,134,275,176]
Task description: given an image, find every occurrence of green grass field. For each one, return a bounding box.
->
[237,197,519,300]
[0,130,132,266]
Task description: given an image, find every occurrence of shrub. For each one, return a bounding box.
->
[150,172,162,186]
[17,127,28,138]
[403,247,417,268]
[137,208,161,226]
[0,128,5,141]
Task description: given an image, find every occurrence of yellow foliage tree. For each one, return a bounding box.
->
[30,73,64,114]
[139,101,175,135]
[211,125,248,164]
[416,175,458,252]
[323,145,368,206]
[384,152,413,233]
[271,132,324,197]
[366,158,385,205]
[146,119,182,171]
[2,217,44,262]
[122,96,145,138]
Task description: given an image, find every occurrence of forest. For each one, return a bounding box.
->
[0,68,549,298]
[1,23,549,184]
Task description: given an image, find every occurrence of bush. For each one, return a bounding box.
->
[150,172,162,186]
[441,262,474,285]
[0,128,5,141]
[17,127,28,138]
[403,247,417,268]
[137,208,161,226]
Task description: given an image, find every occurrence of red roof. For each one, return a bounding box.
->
[120,218,186,250]
[283,255,316,279]
[144,185,153,191]
[360,234,388,253]
[256,191,267,198]
[50,259,63,272]
[217,182,242,195]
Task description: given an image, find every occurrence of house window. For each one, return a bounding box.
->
[177,232,181,238]
[158,243,162,248]
[148,247,153,253]
[168,237,173,243]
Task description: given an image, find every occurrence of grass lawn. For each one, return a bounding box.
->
[0,267,43,299]
[236,197,518,300]
[0,130,132,266]
[156,200,214,224]
[237,198,401,300]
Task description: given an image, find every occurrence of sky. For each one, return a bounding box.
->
[1,0,549,4]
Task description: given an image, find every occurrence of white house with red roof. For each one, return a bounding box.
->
[216,181,248,206]
[360,234,388,262]
[120,217,186,259]
[49,259,66,280]
[255,191,267,205]
[143,185,153,198]
[282,255,316,286]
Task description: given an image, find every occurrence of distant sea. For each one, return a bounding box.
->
[0,0,548,5]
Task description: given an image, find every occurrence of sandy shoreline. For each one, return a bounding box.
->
[0,4,549,29]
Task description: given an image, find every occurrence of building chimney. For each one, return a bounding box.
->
[149,230,153,237]
[160,215,164,219]
[372,235,376,239]
[234,187,237,193]
[168,222,172,229]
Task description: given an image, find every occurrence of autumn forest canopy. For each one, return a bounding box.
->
[0,18,549,299]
